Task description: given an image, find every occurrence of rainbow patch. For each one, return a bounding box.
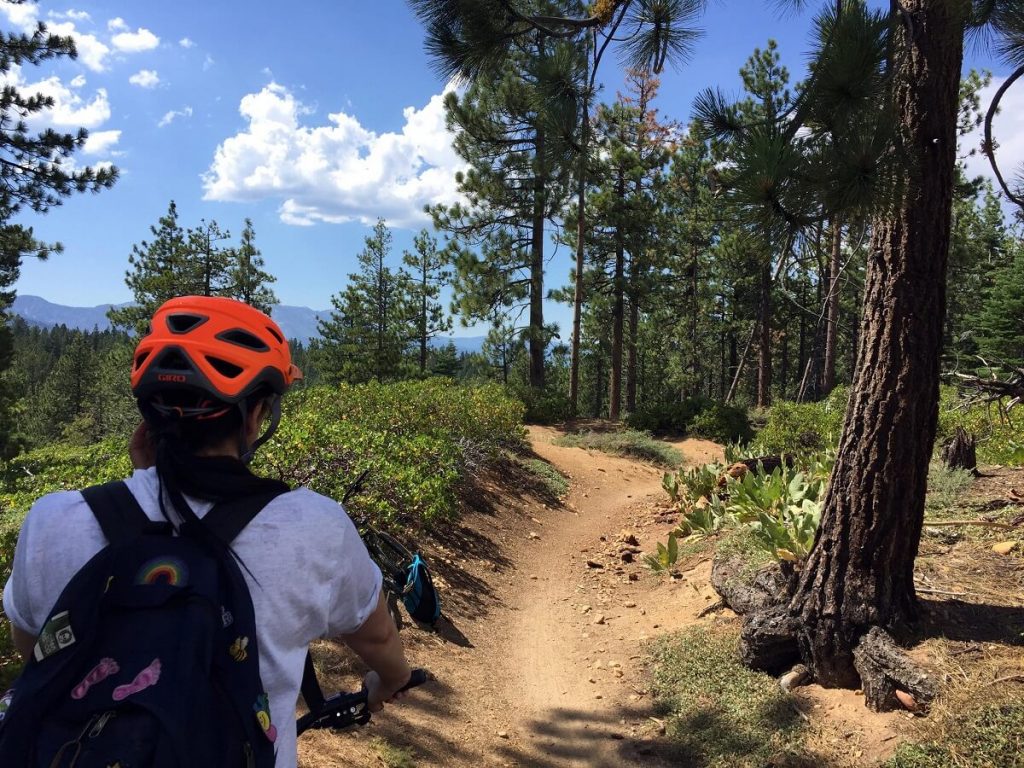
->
[135,557,188,586]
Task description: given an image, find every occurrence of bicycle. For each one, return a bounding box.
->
[342,470,440,629]
[297,668,430,736]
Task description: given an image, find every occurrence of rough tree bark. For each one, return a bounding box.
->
[608,169,626,420]
[784,0,966,696]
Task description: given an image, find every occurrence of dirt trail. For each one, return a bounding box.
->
[300,427,723,768]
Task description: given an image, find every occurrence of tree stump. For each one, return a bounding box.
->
[852,627,938,712]
[941,427,977,473]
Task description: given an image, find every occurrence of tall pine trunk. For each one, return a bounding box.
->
[822,218,842,394]
[626,297,638,413]
[569,91,592,415]
[609,171,626,421]
[789,0,965,689]
[529,126,546,390]
[756,261,772,407]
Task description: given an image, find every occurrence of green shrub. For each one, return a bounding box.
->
[514,386,572,425]
[690,404,753,444]
[753,388,848,457]
[938,385,1024,466]
[626,397,714,433]
[553,429,683,467]
[518,457,569,497]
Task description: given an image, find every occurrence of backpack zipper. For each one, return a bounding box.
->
[87,710,116,738]
[244,741,255,768]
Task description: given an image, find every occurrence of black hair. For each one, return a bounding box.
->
[138,388,288,532]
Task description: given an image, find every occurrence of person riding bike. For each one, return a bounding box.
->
[2,295,413,766]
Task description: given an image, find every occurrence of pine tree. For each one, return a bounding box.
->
[187,219,232,297]
[225,218,278,314]
[971,240,1024,366]
[431,21,583,390]
[402,230,451,374]
[108,201,194,331]
[0,18,117,455]
[409,0,706,412]
[317,220,412,383]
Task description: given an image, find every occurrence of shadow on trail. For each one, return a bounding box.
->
[486,698,837,768]
[918,598,1024,645]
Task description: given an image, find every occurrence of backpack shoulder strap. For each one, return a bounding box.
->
[80,480,152,546]
[201,489,289,546]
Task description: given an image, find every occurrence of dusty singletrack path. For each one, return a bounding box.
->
[300,426,723,768]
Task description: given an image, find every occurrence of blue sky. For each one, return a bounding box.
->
[3,0,1018,336]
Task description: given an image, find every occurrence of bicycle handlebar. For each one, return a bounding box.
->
[296,668,430,735]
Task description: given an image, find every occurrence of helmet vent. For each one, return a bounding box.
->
[167,314,207,334]
[217,329,269,352]
[206,356,243,379]
[158,349,192,371]
[266,326,284,344]
[134,350,151,371]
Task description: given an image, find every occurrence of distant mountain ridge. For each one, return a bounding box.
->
[10,295,485,353]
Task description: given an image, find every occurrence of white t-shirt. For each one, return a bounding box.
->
[2,467,382,767]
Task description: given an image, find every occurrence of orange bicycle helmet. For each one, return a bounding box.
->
[132,296,302,409]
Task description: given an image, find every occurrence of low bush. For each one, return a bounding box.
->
[553,429,683,467]
[517,457,569,498]
[753,387,849,457]
[938,386,1024,466]
[690,403,753,444]
[626,397,714,433]
[514,385,573,425]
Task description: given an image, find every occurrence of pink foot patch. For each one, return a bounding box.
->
[112,658,162,702]
[71,658,120,700]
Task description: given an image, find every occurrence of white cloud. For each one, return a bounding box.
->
[158,106,193,128]
[83,129,120,155]
[0,4,112,71]
[49,8,91,22]
[107,16,127,32]
[203,82,466,228]
[47,20,110,71]
[128,69,160,88]
[1,65,111,129]
[70,74,86,88]
[964,76,1024,198]
[179,37,195,49]
[111,25,159,53]
[202,54,215,71]
[0,0,39,32]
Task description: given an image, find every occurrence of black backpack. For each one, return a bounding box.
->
[0,481,285,767]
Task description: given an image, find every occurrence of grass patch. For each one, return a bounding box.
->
[518,457,569,497]
[554,429,683,467]
[651,626,807,767]
[370,737,417,768]
[714,528,774,577]
[886,704,1024,768]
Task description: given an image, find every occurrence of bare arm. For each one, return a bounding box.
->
[340,591,412,710]
[11,623,34,661]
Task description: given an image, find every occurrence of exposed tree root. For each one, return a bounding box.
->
[853,627,938,712]
[710,554,941,712]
